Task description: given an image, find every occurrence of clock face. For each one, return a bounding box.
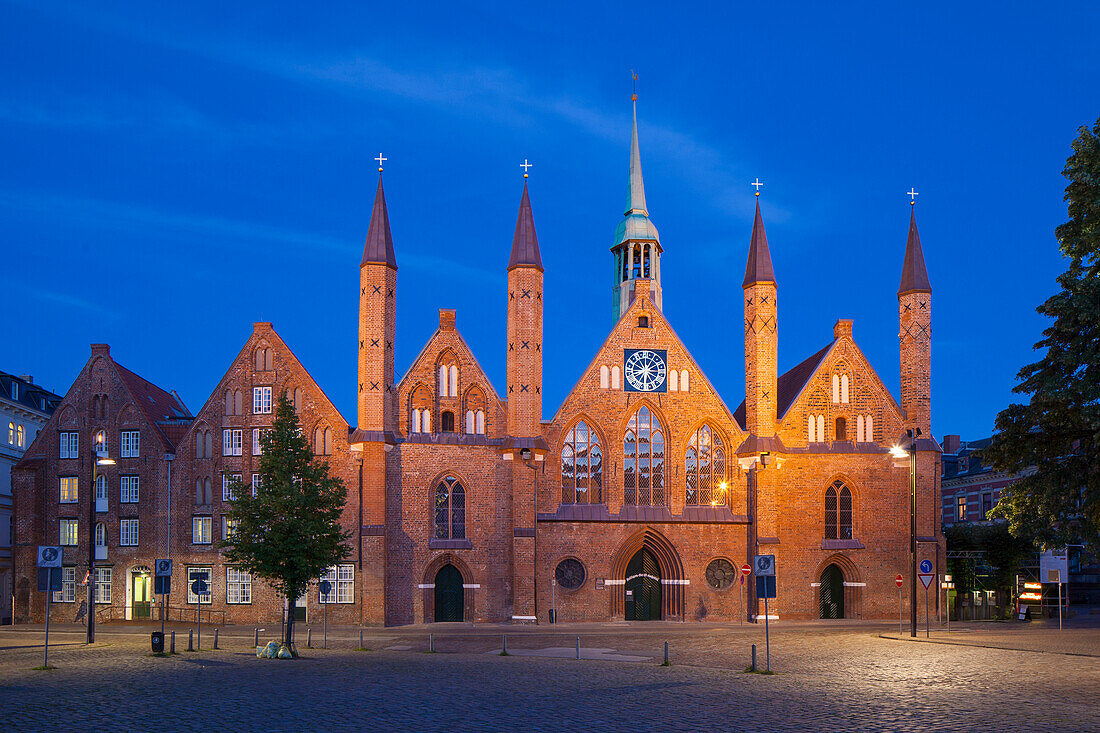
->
[624,349,667,392]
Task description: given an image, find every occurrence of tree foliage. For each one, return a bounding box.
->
[944,522,1035,596]
[983,117,1100,548]
[220,393,351,647]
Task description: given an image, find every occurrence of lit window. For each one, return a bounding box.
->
[224,517,240,541]
[53,567,76,603]
[120,430,140,458]
[561,421,603,505]
[685,425,726,506]
[120,476,139,503]
[957,496,967,521]
[253,386,272,414]
[60,432,79,459]
[119,518,139,546]
[60,518,78,546]
[7,421,13,445]
[187,567,212,604]
[320,564,354,604]
[16,424,24,447]
[623,406,665,507]
[192,516,212,544]
[59,476,78,503]
[227,567,251,604]
[94,568,111,604]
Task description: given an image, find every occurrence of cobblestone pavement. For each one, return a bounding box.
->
[1,621,1097,732]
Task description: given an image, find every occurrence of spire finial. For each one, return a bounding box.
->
[521,158,532,179]
[752,178,764,198]
[907,187,919,206]
[631,69,638,102]
[374,152,387,173]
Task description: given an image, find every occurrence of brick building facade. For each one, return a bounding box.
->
[13,102,943,625]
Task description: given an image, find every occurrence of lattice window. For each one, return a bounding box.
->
[623,406,665,506]
[825,481,853,539]
[685,425,726,506]
[561,420,603,504]
[434,476,466,539]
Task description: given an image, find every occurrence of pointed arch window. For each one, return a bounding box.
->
[685,425,726,506]
[434,476,465,539]
[624,406,665,506]
[561,420,603,504]
[825,481,853,540]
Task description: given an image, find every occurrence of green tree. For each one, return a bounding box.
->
[944,522,1035,598]
[983,117,1100,548]
[221,393,351,649]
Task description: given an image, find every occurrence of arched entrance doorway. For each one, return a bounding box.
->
[129,565,152,620]
[434,564,464,622]
[819,564,844,619]
[624,548,662,620]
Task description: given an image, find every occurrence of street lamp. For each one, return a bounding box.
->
[890,428,921,638]
[88,431,114,644]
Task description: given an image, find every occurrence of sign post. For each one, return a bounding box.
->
[895,574,903,636]
[740,563,750,627]
[754,555,776,672]
[155,559,172,635]
[918,560,935,638]
[191,574,208,651]
[943,574,953,631]
[319,579,331,649]
[37,546,62,668]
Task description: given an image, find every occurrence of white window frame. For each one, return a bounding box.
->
[187,567,212,604]
[59,476,78,504]
[192,516,212,545]
[224,516,240,541]
[223,428,243,456]
[253,386,272,415]
[120,475,139,503]
[120,430,140,458]
[251,473,261,496]
[253,428,261,455]
[60,518,78,546]
[60,431,78,459]
[94,568,111,604]
[119,518,139,546]
[226,567,252,604]
[54,567,76,603]
[222,473,241,501]
[319,564,354,604]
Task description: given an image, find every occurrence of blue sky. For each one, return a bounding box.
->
[2,1,1097,440]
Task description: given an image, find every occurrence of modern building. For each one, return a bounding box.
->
[1,371,61,623]
[14,100,943,626]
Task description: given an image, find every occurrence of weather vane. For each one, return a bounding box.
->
[374,153,387,173]
[631,69,638,102]
[907,187,919,206]
[752,178,764,197]
[521,159,533,179]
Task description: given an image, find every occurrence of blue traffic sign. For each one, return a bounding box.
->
[919,559,933,574]
[756,575,777,599]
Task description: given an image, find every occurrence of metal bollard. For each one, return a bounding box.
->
[254,628,259,648]
[664,641,669,666]
[502,634,507,655]
[213,629,219,650]
[576,637,580,660]
[429,633,434,653]
[170,631,176,654]
[752,643,757,672]
[307,628,312,648]
[188,629,194,652]
[359,629,364,649]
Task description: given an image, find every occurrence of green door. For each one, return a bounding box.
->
[819,564,844,619]
[624,548,662,620]
[132,574,151,619]
[434,564,464,622]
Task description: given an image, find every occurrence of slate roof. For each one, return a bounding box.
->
[113,361,192,450]
[733,342,833,430]
[898,208,931,294]
[743,199,776,287]
[361,176,397,268]
[507,181,543,271]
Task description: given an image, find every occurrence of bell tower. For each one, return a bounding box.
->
[358,169,398,433]
[743,195,778,438]
[898,202,932,436]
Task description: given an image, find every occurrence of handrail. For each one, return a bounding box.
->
[92,604,226,625]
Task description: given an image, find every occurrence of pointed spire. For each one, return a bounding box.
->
[898,208,931,295]
[743,199,776,288]
[508,181,543,271]
[361,175,397,269]
[626,100,648,216]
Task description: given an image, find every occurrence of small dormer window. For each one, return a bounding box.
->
[637,315,650,328]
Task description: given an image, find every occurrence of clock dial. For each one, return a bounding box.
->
[624,349,667,392]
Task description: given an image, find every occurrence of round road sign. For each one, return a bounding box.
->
[895,574,903,588]
[741,563,751,577]
[919,559,933,574]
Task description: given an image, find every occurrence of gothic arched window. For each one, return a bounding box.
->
[561,420,603,504]
[624,406,665,506]
[434,476,465,540]
[825,481,853,540]
[685,425,726,506]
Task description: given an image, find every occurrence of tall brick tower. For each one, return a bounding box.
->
[743,199,778,438]
[610,94,662,322]
[506,178,543,621]
[358,173,398,432]
[897,205,931,436]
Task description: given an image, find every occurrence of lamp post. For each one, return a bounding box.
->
[88,431,114,644]
[891,428,921,638]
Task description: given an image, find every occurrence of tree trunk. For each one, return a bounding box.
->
[285,599,295,647]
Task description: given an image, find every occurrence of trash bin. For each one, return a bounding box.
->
[151,631,165,653]
[548,609,556,624]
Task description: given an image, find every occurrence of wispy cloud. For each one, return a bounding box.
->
[20,286,119,318]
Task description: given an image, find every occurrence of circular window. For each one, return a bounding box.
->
[555,559,586,590]
[705,559,736,590]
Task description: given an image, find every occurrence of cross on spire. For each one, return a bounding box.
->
[752,178,764,197]
[907,187,919,205]
[520,159,533,178]
[374,153,387,173]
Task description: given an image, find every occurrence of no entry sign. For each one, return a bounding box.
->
[895,574,903,588]
[741,563,751,577]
